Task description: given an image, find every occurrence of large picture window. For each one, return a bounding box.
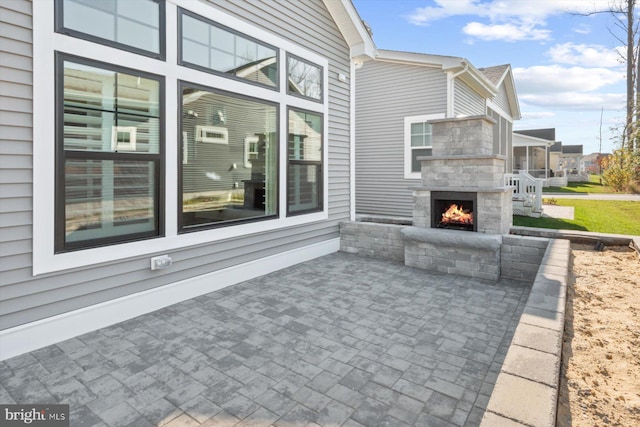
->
[179,8,278,89]
[55,0,165,59]
[180,83,278,230]
[288,109,323,215]
[56,56,163,252]
[36,0,329,272]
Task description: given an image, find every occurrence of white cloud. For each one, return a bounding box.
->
[407,0,611,25]
[519,111,556,121]
[573,24,591,35]
[548,43,623,67]
[513,65,624,93]
[406,0,611,42]
[519,92,625,110]
[463,22,551,42]
[513,64,625,112]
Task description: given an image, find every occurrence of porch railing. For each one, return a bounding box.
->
[505,170,543,213]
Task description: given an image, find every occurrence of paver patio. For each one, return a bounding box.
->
[0,253,531,427]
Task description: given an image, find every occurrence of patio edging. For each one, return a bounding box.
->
[480,238,571,427]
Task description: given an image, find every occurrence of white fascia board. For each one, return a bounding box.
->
[376,49,461,69]
[455,63,498,99]
[504,71,522,120]
[323,0,376,60]
[513,133,555,147]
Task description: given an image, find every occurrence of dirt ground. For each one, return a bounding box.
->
[557,243,640,426]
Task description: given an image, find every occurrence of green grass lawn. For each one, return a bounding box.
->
[543,179,616,194]
[513,199,640,235]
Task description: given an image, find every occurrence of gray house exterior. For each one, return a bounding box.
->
[0,0,375,359]
[355,50,520,217]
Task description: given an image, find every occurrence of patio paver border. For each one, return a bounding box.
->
[480,238,571,426]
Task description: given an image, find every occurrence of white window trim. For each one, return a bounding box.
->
[403,113,444,179]
[33,0,330,275]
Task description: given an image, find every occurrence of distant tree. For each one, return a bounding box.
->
[578,1,639,153]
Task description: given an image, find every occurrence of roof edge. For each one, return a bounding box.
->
[375,49,497,98]
[323,0,377,62]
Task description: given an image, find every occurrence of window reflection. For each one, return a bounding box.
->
[181,85,278,229]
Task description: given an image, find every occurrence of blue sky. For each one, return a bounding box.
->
[351,0,629,155]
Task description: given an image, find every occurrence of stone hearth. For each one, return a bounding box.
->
[403,115,513,281]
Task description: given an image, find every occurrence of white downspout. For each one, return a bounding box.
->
[446,63,469,118]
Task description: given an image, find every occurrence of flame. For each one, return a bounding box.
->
[440,204,473,225]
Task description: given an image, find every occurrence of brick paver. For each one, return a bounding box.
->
[0,253,530,426]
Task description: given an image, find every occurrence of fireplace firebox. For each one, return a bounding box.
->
[431,191,477,232]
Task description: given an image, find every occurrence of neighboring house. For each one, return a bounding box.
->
[513,128,587,182]
[0,0,376,359]
[559,144,584,173]
[581,152,610,174]
[355,50,520,217]
[513,128,557,179]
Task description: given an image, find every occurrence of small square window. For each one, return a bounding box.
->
[287,54,322,101]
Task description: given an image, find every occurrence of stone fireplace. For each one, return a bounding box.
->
[402,115,513,281]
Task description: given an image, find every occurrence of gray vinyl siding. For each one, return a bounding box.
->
[355,60,447,217]
[493,83,511,116]
[454,79,485,116]
[0,0,353,330]
[1,0,34,325]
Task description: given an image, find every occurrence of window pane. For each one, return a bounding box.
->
[411,122,424,135]
[210,49,236,72]
[181,86,278,229]
[410,122,431,147]
[60,0,162,56]
[116,17,160,55]
[288,164,321,213]
[183,40,209,68]
[180,11,278,88]
[116,72,160,117]
[289,110,322,161]
[64,62,117,110]
[65,159,157,245]
[63,0,116,42]
[288,109,322,215]
[288,56,322,100]
[183,14,209,41]
[412,148,432,173]
[411,134,424,147]
[63,60,161,153]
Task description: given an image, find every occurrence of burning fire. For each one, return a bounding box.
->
[440,204,473,225]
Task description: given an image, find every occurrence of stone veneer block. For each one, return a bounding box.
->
[430,115,496,157]
[401,227,502,281]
